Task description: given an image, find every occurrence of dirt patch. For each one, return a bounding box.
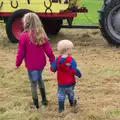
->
[0,25,120,120]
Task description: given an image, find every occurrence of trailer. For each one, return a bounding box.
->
[0,0,120,46]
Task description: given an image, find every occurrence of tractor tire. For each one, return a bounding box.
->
[99,0,120,45]
[6,9,32,43]
[41,18,63,35]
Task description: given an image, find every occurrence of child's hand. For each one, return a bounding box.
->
[15,66,19,70]
[50,67,55,72]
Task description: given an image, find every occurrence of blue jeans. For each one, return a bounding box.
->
[58,86,75,112]
[27,70,45,99]
[58,86,74,102]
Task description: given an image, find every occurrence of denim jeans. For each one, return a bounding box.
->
[58,86,74,102]
[27,69,45,99]
[57,86,75,112]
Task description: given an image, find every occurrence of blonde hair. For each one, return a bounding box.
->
[22,13,48,45]
[57,40,74,54]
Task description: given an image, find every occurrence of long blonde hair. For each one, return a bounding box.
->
[22,13,47,45]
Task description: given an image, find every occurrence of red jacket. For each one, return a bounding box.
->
[51,56,82,88]
[16,31,55,70]
[57,56,75,86]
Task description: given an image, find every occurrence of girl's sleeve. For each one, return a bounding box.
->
[50,58,57,72]
[71,58,82,78]
[16,34,26,67]
[43,41,55,64]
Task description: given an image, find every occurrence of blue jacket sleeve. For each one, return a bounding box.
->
[50,58,57,72]
[71,58,82,78]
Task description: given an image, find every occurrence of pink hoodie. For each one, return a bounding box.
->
[16,32,55,70]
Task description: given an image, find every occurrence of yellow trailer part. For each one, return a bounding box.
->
[0,0,68,13]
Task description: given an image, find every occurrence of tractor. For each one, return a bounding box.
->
[0,0,120,46]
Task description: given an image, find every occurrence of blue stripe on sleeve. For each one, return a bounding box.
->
[51,58,58,72]
[71,58,82,78]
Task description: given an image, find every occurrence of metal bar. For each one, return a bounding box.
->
[27,0,30,4]
[61,24,99,29]
[0,2,3,9]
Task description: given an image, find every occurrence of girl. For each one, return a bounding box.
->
[50,40,82,113]
[16,13,55,109]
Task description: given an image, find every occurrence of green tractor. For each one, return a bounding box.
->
[0,0,120,46]
[99,0,120,45]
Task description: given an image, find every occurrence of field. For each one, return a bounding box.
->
[1,21,120,120]
[1,0,120,120]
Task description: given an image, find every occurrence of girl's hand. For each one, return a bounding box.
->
[15,67,19,70]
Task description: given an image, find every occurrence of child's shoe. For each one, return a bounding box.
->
[41,100,48,106]
[31,98,39,109]
[40,88,48,106]
[59,101,64,113]
[69,99,77,107]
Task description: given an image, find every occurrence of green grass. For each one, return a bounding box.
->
[73,0,103,25]
[1,24,120,120]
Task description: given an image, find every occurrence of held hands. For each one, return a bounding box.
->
[15,66,19,70]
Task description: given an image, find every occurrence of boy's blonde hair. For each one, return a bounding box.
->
[22,13,47,45]
[57,40,74,54]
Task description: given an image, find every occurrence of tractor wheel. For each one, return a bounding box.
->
[99,0,120,45]
[41,18,63,35]
[6,9,32,43]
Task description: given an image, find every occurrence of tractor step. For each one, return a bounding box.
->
[62,24,99,29]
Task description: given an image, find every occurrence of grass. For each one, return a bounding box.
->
[0,1,120,120]
[1,23,120,120]
[73,0,103,25]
